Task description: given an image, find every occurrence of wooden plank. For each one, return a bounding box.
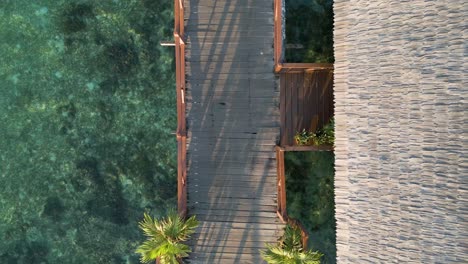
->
[186,42,273,51]
[185,15,273,22]
[188,151,275,160]
[188,181,276,190]
[186,103,278,112]
[189,177,277,186]
[189,252,268,260]
[186,52,273,60]
[194,221,281,231]
[188,197,277,206]
[186,68,273,75]
[292,73,298,136]
[192,216,279,226]
[188,257,260,264]
[186,60,274,69]
[287,73,294,145]
[188,189,278,200]
[190,246,265,255]
[188,175,277,184]
[280,73,286,145]
[186,77,276,86]
[186,24,273,32]
[187,128,278,136]
[186,31,273,39]
[186,62,274,70]
[188,173,276,182]
[186,8,272,15]
[186,138,277,147]
[185,3,273,14]
[188,199,277,207]
[185,0,272,7]
[187,73,273,80]
[190,208,277,217]
[191,240,274,250]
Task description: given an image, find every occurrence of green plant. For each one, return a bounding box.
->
[295,119,335,146]
[136,211,199,264]
[295,129,315,146]
[319,118,334,145]
[261,225,323,264]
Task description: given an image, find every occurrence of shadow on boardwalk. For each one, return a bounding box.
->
[183,0,283,263]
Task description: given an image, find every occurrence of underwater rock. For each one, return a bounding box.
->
[76,158,102,187]
[99,78,119,95]
[103,40,139,75]
[57,102,76,135]
[85,182,129,225]
[60,3,94,34]
[43,196,65,220]
[3,240,50,264]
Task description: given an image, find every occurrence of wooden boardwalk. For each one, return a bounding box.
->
[184,0,283,262]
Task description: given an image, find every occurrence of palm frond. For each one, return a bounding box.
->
[261,224,323,264]
[282,225,303,251]
[139,212,162,239]
[136,211,199,263]
[261,244,294,264]
[135,239,164,263]
[177,215,199,241]
[296,249,323,264]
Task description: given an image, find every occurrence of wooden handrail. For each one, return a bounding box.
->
[174,0,187,218]
[276,146,309,250]
[274,0,283,72]
[280,63,334,73]
[283,145,334,152]
[274,0,333,73]
[276,146,287,221]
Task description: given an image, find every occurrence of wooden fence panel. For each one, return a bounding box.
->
[280,70,334,146]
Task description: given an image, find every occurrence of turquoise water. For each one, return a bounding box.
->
[286,151,336,264]
[0,1,176,263]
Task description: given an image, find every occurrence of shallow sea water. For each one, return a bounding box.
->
[0,1,176,263]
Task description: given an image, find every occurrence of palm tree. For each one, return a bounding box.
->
[261,225,322,264]
[136,210,199,264]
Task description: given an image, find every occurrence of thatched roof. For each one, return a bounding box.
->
[333,1,467,262]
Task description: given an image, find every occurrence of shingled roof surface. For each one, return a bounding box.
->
[333,1,467,262]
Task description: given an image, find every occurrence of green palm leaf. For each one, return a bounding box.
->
[261,224,323,264]
[136,210,199,264]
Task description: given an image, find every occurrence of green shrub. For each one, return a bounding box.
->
[295,118,334,146]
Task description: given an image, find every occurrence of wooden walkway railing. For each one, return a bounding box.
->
[274,0,334,249]
[273,0,333,73]
[174,0,187,218]
[276,146,310,248]
[276,145,333,249]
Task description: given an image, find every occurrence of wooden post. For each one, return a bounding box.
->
[177,135,187,218]
[274,0,283,73]
[276,146,287,221]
